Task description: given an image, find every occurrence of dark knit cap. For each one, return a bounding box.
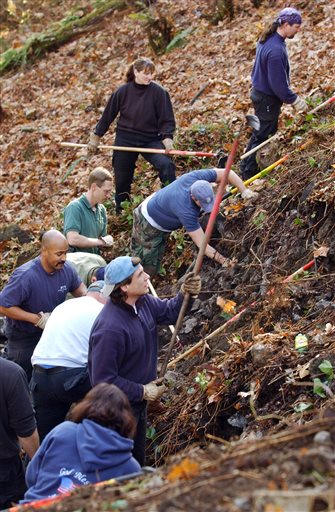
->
[276,7,302,26]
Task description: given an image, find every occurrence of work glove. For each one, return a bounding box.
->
[180,271,202,297]
[162,138,174,152]
[241,188,259,200]
[87,132,101,156]
[292,96,308,113]
[143,379,167,401]
[101,235,114,247]
[35,312,51,330]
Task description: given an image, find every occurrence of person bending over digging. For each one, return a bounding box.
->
[131,168,258,277]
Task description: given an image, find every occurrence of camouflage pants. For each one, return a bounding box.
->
[131,206,169,276]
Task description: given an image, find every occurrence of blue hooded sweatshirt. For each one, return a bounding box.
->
[22,419,141,503]
[251,32,297,104]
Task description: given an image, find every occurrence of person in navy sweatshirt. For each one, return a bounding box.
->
[240,7,308,180]
[87,57,176,213]
[22,383,141,504]
[88,256,201,466]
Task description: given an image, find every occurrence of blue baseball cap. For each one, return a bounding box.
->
[190,180,214,213]
[102,256,140,297]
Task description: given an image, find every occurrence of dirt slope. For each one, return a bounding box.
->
[1,0,335,511]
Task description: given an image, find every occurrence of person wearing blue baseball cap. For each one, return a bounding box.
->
[240,7,308,180]
[88,255,202,465]
[131,168,257,276]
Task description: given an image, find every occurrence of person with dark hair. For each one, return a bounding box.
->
[87,57,176,213]
[240,7,308,180]
[63,167,114,254]
[22,383,141,503]
[0,230,86,381]
[0,358,39,509]
[88,256,201,465]
[131,168,257,277]
[30,281,107,442]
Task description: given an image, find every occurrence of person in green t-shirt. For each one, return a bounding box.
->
[63,167,114,255]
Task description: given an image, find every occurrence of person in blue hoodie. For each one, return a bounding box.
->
[240,7,308,180]
[22,383,141,503]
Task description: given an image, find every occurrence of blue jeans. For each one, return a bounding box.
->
[30,366,91,441]
[113,129,176,210]
[240,88,282,180]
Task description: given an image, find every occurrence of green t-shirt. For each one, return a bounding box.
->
[63,195,107,255]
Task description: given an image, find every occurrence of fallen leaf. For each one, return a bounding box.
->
[313,245,329,258]
[297,362,310,379]
[167,458,200,482]
[216,297,236,314]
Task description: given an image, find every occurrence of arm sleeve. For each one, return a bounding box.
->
[267,53,297,104]
[101,206,107,237]
[0,271,31,308]
[180,212,201,233]
[67,265,83,293]
[148,293,185,325]
[157,89,176,139]
[89,329,144,402]
[63,202,82,235]
[8,369,37,438]
[94,91,120,137]
[25,437,50,489]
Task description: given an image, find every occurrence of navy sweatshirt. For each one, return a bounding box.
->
[251,32,297,104]
[88,293,184,404]
[94,81,175,139]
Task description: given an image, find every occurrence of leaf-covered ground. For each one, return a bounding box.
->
[1,0,335,511]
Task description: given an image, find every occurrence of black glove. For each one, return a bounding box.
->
[180,271,202,297]
[216,151,228,169]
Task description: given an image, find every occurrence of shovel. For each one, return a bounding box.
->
[159,115,260,377]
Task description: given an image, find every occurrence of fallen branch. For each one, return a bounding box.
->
[0,0,125,74]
